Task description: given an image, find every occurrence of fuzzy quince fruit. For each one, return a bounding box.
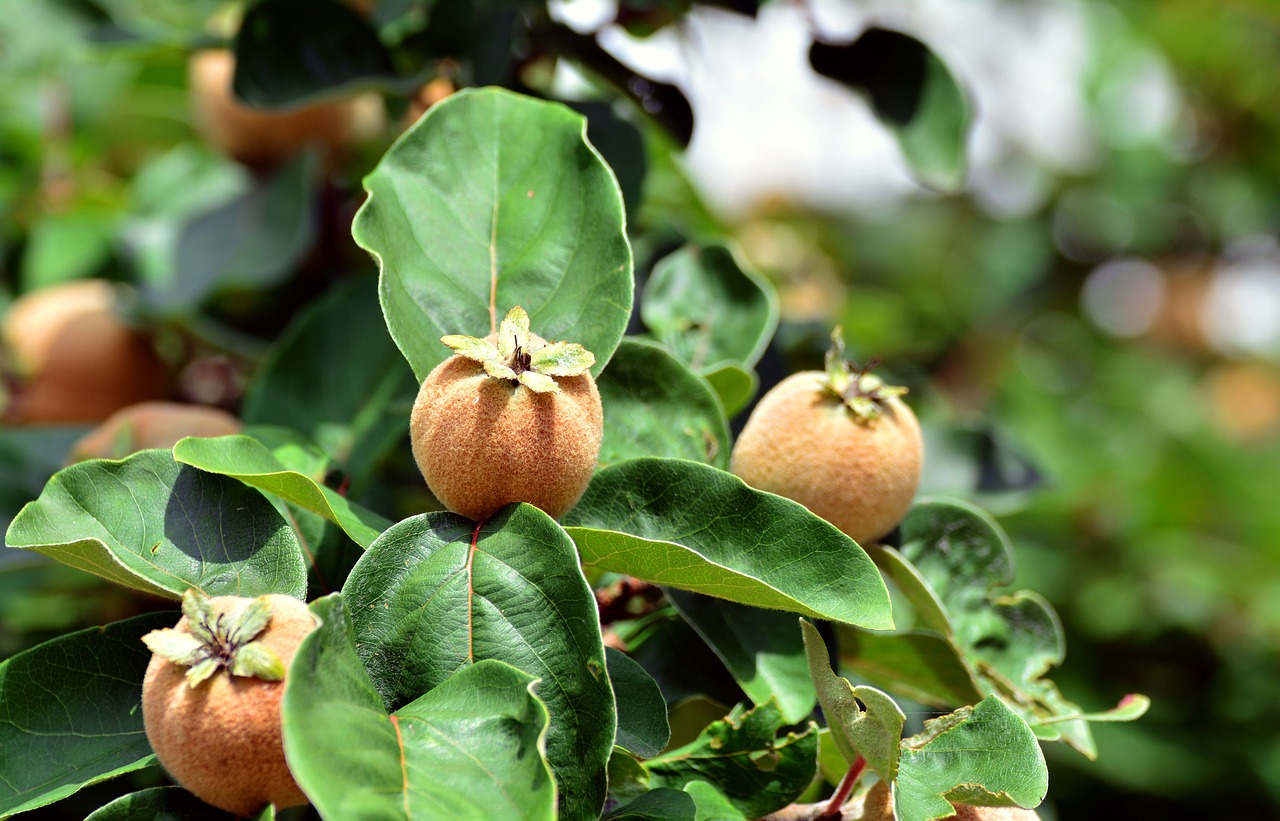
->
[410,306,603,520]
[2,279,170,424]
[141,590,317,817]
[730,330,922,545]
[70,401,241,462]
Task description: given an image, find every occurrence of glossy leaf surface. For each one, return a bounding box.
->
[564,458,893,628]
[6,450,305,599]
[354,87,633,381]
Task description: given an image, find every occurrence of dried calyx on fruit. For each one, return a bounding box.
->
[141,590,317,817]
[819,330,909,422]
[730,327,923,546]
[441,305,596,393]
[410,306,604,520]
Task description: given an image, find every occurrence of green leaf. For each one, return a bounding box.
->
[865,544,952,637]
[897,498,1120,757]
[603,788,696,821]
[5,450,306,600]
[800,620,904,781]
[700,363,757,419]
[0,612,172,816]
[84,786,238,820]
[563,458,893,629]
[353,87,633,382]
[597,338,731,468]
[894,696,1048,821]
[240,277,418,485]
[1033,693,1151,726]
[681,781,748,821]
[233,0,399,107]
[343,505,615,821]
[608,647,671,759]
[94,0,223,42]
[641,242,778,371]
[140,153,318,311]
[809,29,971,193]
[284,595,557,820]
[141,628,204,666]
[647,701,817,819]
[0,425,86,537]
[173,433,392,549]
[834,626,983,709]
[230,642,285,680]
[667,591,816,724]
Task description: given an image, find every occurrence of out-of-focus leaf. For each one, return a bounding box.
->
[608,647,671,759]
[563,458,893,628]
[0,425,84,537]
[353,87,633,381]
[173,433,391,548]
[343,505,614,821]
[597,338,730,468]
[667,591,815,724]
[233,0,399,107]
[241,277,418,484]
[641,242,778,371]
[809,28,971,192]
[20,208,116,291]
[283,595,556,820]
[95,0,223,42]
[701,362,757,419]
[894,696,1048,821]
[6,450,305,600]
[0,612,172,816]
[646,701,817,818]
[140,153,318,311]
[801,620,904,781]
[84,786,237,820]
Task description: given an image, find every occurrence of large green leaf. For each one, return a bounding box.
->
[608,647,671,759]
[353,87,633,381]
[0,612,172,816]
[666,591,815,724]
[0,425,85,537]
[597,338,730,468]
[835,626,983,709]
[84,787,238,820]
[646,701,817,819]
[233,0,399,107]
[342,505,615,821]
[809,29,971,192]
[240,276,418,485]
[563,458,893,629]
[173,433,392,549]
[801,620,904,781]
[700,362,757,419]
[641,242,778,371]
[5,450,306,600]
[894,696,1048,821]
[681,782,747,821]
[283,595,556,820]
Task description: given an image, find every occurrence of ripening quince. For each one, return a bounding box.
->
[141,591,317,817]
[730,329,922,546]
[410,306,603,520]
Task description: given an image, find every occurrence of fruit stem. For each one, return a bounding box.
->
[816,755,866,821]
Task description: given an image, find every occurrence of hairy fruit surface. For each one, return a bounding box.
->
[141,592,317,817]
[730,334,922,545]
[410,307,603,520]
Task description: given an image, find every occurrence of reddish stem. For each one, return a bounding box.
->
[817,756,866,820]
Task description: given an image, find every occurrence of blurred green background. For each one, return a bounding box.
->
[3,0,1279,817]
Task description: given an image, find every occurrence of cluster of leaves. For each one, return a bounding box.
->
[0,87,1144,821]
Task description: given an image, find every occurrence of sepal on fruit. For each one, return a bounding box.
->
[441,306,595,394]
[142,589,286,688]
[822,327,908,421]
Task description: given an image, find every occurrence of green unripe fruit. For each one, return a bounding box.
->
[142,592,317,817]
[410,307,603,520]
